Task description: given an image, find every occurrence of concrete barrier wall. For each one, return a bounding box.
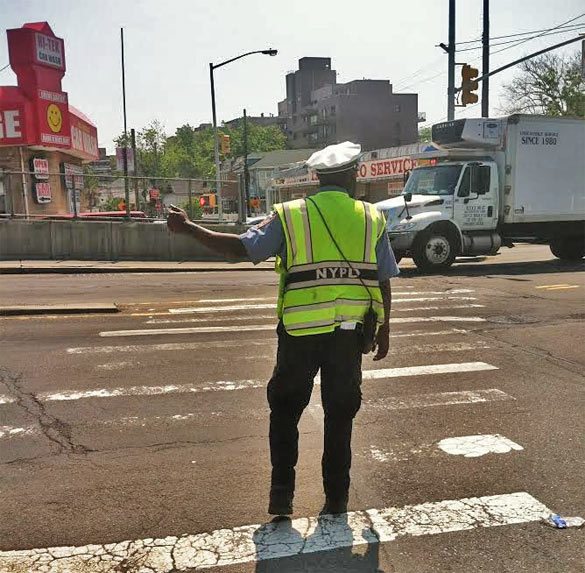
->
[0,219,247,261]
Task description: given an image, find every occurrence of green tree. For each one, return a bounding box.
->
[114,120,169,179]
[501,51,584,117]
[418,126,432,143]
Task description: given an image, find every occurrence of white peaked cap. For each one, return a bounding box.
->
[306,141,362,174]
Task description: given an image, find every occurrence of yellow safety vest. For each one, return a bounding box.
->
[274,189,386,336]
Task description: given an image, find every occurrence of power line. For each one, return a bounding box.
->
[457,22,585,46]
[490,12,585,56]
[0,63,10,73]
[456,25,585,53]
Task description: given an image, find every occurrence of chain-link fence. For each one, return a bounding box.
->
[0,170,257,223]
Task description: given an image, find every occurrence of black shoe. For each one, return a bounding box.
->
[268,488,293,516]
[320,498,348,515]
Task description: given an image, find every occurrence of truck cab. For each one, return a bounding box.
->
[378,157,501,270]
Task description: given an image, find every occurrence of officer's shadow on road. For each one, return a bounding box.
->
[253,514,385,573]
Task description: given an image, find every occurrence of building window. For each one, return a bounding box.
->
[394,104,401,113]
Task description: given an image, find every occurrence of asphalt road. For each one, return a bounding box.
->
[0,245,584,573]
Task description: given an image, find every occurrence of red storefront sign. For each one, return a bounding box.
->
[70,110,98,160]
[34,181,52,203]
[357,156,418,180]
[0,22,98,160]
[31,157,49,179]
[0,105,27,144]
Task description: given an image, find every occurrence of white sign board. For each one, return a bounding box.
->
[116,147,135,173]
[32,158,49,180]
[35,33,64,69]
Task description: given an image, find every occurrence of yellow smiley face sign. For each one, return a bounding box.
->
[47,103,62,133]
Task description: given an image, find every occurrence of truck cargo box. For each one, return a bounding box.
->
[504,116,585,224]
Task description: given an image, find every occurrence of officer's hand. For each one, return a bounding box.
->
[167,204,191,234]
[373,323,390,361]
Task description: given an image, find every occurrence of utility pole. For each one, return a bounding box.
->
[131,128,139,211]
[482,0,490,117]
[243,109,250,218]
[209,63,222,219]
[120,28,130,218]
[447,0,456,120]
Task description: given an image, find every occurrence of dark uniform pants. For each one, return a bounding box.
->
[267,322,362,502]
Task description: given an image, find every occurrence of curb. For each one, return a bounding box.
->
[0,266,274,275]
[0,303,119,316]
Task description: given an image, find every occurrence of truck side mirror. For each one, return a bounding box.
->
[404,191,412,202]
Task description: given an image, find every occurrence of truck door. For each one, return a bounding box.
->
[454,163,498,231]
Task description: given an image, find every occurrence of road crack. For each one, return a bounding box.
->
[0,367,90,455]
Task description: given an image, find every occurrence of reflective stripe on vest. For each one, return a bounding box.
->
[274,191,386,336]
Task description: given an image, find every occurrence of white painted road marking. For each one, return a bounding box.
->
[99,324,275,337]
[85,341,488,372]
[170,303,276,314]
[369,434,523,462]
[0,492,549,571]
[163,293,478,314]
[2,390,513,442]
[369,388,514,411]
[0,424,38,439]
[67,329,469,355]
[146,306,485,323]
[438,434,524,457]
[1,361,498,405]
[362,362,497,380]
[99,318,484,337]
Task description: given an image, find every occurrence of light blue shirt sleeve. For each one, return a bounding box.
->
[376,232,400,280]
[239,214,286,265]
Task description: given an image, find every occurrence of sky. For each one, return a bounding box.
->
[1,0,583,153]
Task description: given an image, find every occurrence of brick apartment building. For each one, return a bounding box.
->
[278,57,418,151]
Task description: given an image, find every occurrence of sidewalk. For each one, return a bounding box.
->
[0,260,275,274]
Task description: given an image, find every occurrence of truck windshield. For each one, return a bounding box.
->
[403,165,462,196]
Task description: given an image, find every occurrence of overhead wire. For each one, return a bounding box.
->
[456,25,585,53]
[490,12,585,56]
[456,22,585,46]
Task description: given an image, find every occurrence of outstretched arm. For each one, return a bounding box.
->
[373,279,391,361]
[167,205,247,260]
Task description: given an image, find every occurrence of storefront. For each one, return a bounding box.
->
[0,22,99,216]
[272,143,439,206]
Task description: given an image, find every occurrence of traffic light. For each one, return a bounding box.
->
[220,134,231,155]
[199,194,217,208]
[461,64,479,106]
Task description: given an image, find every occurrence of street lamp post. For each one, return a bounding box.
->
[209,48,277,220]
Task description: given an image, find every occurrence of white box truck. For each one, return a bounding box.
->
[377,115,585,271]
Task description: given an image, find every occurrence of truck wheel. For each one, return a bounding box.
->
[412,229,457,272]
[550,236,585,261]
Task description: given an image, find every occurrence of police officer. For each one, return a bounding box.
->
[167,141,399,516]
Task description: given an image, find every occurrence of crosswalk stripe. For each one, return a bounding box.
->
[91,342,490,371]
[1,387,512,442]
[163,297,480,315]
[0,425,38,439]
[67,329,469,355]
[91,341,490,372]
[362,362,497,379]
[146,306,486,324]
[99,318,484,337]
[0,492,549,571]
[369,388,513,410]
[369,434,523,462]
[18,362,497,404]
